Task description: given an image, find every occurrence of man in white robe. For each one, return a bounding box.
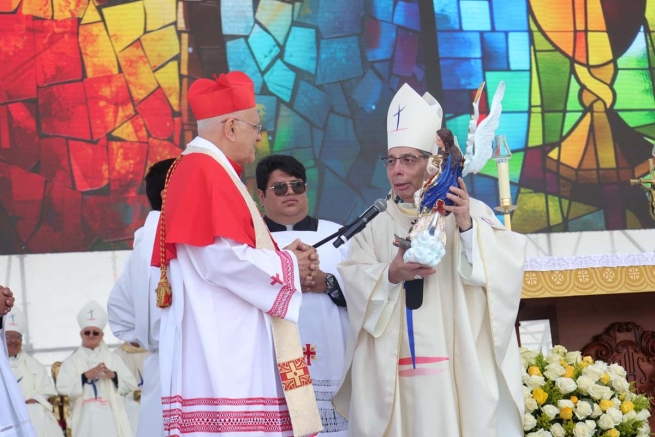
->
[334,84,527,436]
[56,301,137,437]
[152,72,322,436]
[0,285,37,437]
[108,158,174,437]
[5,308,62,437]
[257,155,349,436]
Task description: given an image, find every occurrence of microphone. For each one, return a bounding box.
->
[333,199,387,248]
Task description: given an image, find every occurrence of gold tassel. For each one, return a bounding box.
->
[156,265,172,308]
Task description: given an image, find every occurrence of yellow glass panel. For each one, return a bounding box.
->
[580,133,598,169]
[548,195,563,226]
[587,31,613,66]
[117,41,159,104]
[529,0,573,32]
[512,190,548,233]
[561,198,570,216]
[528,112,544,147]
[177,1,188,31]
[154,60,180,112]
[79,22,119,78]
[141,25,180,70]
[180,33,190,76]
[103,1,145,52]
[586,0,607,31]
[112,118,139,142]
[574,0,585,30]
[53,0,87,19]
[568,201,598,220]
[81,0,100,24]
[23,0,52,18]
[625,210,642,229]
[552,111,591,167]
[593,110,616,169]
[144,0,175,31]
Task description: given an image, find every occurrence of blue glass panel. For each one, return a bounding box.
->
[485,71,529,111]
[318,0,364,38]
[439,59,483,89]
[494,112,529,150]
[317,168,360,223]
[312,127,324,160]
[295,0,319,26]
[442,89,472,114]
[221,0,254,36]
[568,210,606,231]
[460,1,491,31]
[256,95,277,132]
[470,174,498,207]
[321,113,361,178]
[284,26,317,74]
[437,32,482,58]
[293,80,331,127]
[273,104,311,152]
[353,69,384,114]
[371,153,389,189]
[264,60,296,102]
[365,19,397,62]
[226,38,263,93]
[322,83,350,115]
[482,32,508,70]
[373,60,391,80]
[393,1,420,31]
[288,147,315,169]
[434,0,460,30]
[316,36,363,85]
[393,28,419,76]
[248,24,280,71]
[617,30,649,69]
[508,32,530,70]
[255,0,293,45]
[414,64,425,81]
[371,0,394,22]
[389,75,400,89]
[490,0,528,31]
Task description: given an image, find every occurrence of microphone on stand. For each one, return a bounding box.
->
[333,199,387,248]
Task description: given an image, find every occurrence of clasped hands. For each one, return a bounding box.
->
[1,285,15,316]
[284,239,327,293]
[84,363,115,380]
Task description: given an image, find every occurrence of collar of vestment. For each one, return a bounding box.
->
[264,215,319,232]
[186,136,243,176]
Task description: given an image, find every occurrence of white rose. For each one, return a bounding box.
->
[550,423,566,437]
[606,407,623,425]
[576,375,595,394]
[527,430,552,437]
[551,345,567,356]
[595,361,609,372]
[609,363,627,378]
[524,375,546,390]
[544,364,566,381]
[558,399,575,410]
[623,410,637,422]
[521,358,530,372]
[565,351,582,365]
[525,397,538,413]
[521,347,540,365]
[546,354,563,364]
[611,397,621,409]
[637,408,651,421]
[612,377,630,394]
[556,377,577,394]
[638,423,651,436]
[583,364,605,381]
[575,400,593,420]
[585,420,596,432]
[542,404,560,420]
[572,422,591,437]
[524,413,537,431]
[591,403,603,418]
[588,383,613,400]
[598,413,615,430]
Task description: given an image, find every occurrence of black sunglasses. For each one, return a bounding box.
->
[266,181,307,197]
[83,331,101,337]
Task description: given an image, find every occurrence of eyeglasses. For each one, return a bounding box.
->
[83,331,101,337]
[221,118,263,134]
[266,181,307,197]
[5,334,21,340]
[382,154,429,168]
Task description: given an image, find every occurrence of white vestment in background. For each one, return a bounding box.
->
[9,352,62,437]
[0,324,36,437]
[113,345,150,436]
[56,342,137,437]
[108,211,162,437]
[270,220,349,436]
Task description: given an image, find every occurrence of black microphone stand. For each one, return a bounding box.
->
[312,220,357,248]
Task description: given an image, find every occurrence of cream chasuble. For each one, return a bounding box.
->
[269,220,349,436]
[56,342,137,437]
[334,198,526,437]
[9,352,62,437]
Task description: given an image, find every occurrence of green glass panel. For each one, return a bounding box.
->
[536,50,570,111]
[513,189,548,233]
[530,48,541,106]
[544,112,564,144]
[551,223,565,232]
[563,111,583,136]
[527,111,543,146]
[547,194,563,226]
[614,69,655,110]
[634,123,655,139]
[565,76,583,111]
[444,114,472,151]
[617,32,648,69]
[306,166,318,215]
[617,110,655,127]
[485,71,529,111]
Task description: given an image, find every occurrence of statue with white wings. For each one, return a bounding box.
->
[402,81,506,268]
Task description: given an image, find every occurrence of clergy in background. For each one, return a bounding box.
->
[152,71,322,437]
[56,301,136,437]
[113,342,149,435]
[333,84,527,436]
[6,308,62,437]
[257,155,349,436]
[0,285,37,437]
[108,158,175,437]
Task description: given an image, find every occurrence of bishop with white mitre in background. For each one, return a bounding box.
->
[333,83,527,436]
[5,308,62,437]
[151,71,322,437]
[56,301,137,437]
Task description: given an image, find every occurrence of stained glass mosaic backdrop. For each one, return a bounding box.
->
[0,0,654,254]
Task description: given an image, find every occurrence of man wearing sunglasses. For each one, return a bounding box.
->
[0,285,37,436]
[333,84,527,437]
[151,72,322,437]
[257,155,349,436]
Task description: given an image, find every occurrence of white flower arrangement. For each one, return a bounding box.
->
[521,345,652,437]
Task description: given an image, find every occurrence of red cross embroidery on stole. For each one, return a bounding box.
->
[303,344,316,366]
[278,358,311,391]
[270,273,283,286]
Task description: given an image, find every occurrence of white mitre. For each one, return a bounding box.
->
[387,83,442,153]
[77,300,107,330]
[5,307,26,335]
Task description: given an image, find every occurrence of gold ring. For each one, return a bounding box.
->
[310,271,315,277]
